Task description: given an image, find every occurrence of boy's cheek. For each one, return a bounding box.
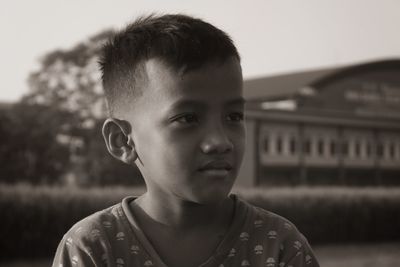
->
[235,126,246,146]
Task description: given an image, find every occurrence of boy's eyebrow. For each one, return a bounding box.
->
[227,97,246,106]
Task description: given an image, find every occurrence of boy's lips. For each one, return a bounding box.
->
[198,160,233,172]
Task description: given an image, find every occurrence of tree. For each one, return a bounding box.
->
[19,29,144,186]
[23,29,115,121]
[0,103,70,184]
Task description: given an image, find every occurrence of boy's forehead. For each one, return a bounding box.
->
[143,58,181,84]
[121,58,243,121]
[143,57,242,88]
[139,58,243,111]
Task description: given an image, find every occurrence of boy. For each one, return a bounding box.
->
[53,14,320,267]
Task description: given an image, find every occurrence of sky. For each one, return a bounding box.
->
[2,0,400,102]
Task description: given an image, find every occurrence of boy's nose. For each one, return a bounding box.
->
[201,127,233,154]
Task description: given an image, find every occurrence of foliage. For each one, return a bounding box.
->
[235,186,400,243]
[1,29,144,185]
[1,185,400,260]
[0,184,146,259]
[23,29,115,120]
[0,103,70,184]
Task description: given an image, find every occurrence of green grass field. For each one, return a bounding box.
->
[1,184,400,262]
[315,243,400,267]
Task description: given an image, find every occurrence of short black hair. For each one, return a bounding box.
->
[99,14,240,116]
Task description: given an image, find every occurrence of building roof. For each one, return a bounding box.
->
[243,58,400,100]
[247,108,400,130]
[243,66,340,100]
[244,58,400,122]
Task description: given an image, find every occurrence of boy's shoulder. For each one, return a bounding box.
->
[53,197,144,267]
[63,199,130,247]
[238,196,298,231]
[236,196,310,245]
[234,196,319,266]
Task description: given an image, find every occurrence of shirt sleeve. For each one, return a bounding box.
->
[280,233,320,267]
[52,235,98,267]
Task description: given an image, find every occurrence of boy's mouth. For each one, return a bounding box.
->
[198,161,233,172]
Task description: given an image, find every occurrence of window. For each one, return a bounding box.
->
[317,139,324,156]
[376,142,384,158]
[366,142,372,158]
[354,141,361,158]
[389,142,395,159]
[330,140,336,156]
[276,136,282,154]
[263,137,269,153]
[342,141,349,156]
[303,138,311,155]
[289,137,296,154]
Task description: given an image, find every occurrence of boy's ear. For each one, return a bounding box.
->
[102,118,137,165]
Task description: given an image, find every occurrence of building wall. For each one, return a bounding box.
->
[259,122,299,166]
[238,60,400,186]
[236,117,400,187]
[235,119,257,188]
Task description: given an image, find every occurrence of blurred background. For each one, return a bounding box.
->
[1,0,400,266]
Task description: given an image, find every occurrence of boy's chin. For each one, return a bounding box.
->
[188,188,233,205]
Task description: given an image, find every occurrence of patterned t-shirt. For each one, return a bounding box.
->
[52,195,319,267]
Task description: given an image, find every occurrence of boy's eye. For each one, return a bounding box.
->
[172,113,199,124]
[227,112,244,122]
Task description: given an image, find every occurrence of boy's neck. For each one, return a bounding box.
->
[129,192,236,267]
[132,192,235,232]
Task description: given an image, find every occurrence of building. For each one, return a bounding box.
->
[237,59,400,187]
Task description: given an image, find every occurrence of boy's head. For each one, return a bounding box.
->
[100,14,245,204]
[99,14,240,117]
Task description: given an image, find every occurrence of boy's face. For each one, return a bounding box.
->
[127,57,245,204]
